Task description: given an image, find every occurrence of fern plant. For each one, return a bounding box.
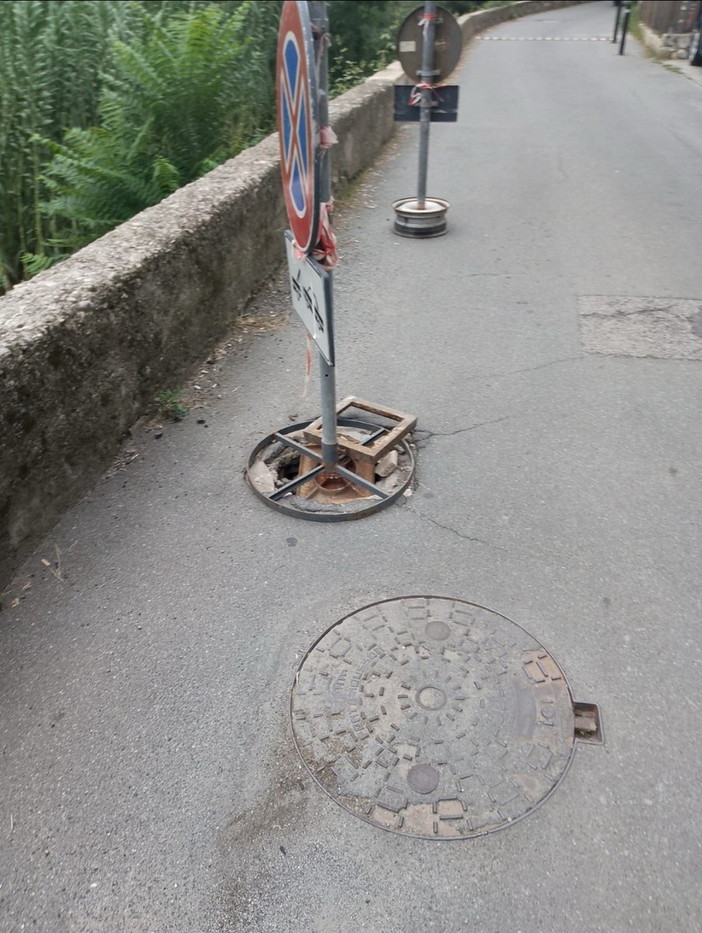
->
[2,0,475,292]
[41,2,281,250]
[0,0,142,290]
[0,0,254,290]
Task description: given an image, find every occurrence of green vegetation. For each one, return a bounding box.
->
[0,0,281,290]
[154,388,189,422]
[0,0,493,293]
[41,2,281,252]
[629,3,642,44]
[1,0,128,288]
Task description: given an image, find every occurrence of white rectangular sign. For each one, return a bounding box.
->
[284,231,335,366]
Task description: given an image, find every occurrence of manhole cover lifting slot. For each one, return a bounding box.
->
[573,701,604,745]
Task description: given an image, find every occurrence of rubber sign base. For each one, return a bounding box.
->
[392,197,450,238]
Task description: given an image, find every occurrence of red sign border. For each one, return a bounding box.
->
[276,1,320,254]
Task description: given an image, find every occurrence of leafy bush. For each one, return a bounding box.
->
[1,0,276,286]
[1,0,498,291]
[0,0,141,289]
[40,2,281,251]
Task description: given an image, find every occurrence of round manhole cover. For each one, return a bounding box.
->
[291,597,576,838]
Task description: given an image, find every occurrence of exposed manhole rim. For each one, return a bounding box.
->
[246,419,415,522]
[290,596,583,840]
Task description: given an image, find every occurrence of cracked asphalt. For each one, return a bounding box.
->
[1,2,701,931]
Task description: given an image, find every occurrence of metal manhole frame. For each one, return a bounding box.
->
[290,595,582,840]
[247,419,416,522]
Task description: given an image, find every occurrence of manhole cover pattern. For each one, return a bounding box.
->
[291,597,575,839]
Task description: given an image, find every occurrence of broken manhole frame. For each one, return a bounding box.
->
[290,596,603,839]
[246,411,416,522]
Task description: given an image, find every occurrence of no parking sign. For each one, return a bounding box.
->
[247,1,419,520]
[277,0,320,254]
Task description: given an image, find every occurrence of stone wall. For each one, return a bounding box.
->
[458,0,585,41]
[639,22,695,59]
[0,0,585,590]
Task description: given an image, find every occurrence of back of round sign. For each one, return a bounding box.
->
[396,4,463,83]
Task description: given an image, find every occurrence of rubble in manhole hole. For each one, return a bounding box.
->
[249,426,414,512]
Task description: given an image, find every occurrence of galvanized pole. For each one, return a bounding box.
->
[612,0,623,43]
[309,0,338,472]
[618,1,631,55]
[417,0,438,208]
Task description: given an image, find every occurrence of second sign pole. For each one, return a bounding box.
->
[416,0,438,209]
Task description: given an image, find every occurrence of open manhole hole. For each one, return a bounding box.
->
[291,597,601,839]
[246,415,415,522]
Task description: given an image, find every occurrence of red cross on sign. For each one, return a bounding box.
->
[277,1,320,254]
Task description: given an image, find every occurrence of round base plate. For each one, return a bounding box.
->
[393,197,449,238]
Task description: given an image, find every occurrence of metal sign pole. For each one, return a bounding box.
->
[392,2,459,237]
[618,1,631,55]
[247,0,418,520]
[612,0,623,43]
[309,0,338,473]
[417,0,437,208]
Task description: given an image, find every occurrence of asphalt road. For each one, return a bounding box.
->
[2,2,701,931]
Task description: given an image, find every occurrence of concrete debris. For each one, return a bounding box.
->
[248,460,276,495]
[375,449,399,477]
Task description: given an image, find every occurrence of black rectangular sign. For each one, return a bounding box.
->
[393,84,459,123]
